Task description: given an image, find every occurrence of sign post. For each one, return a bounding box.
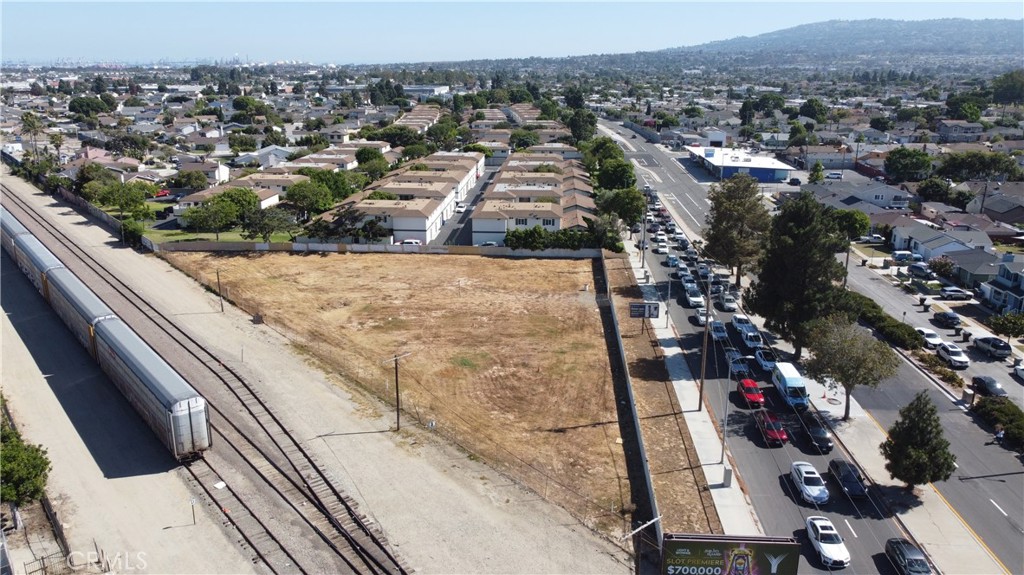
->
[630,302,660,335]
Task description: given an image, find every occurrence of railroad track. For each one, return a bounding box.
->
[2,185,410,575]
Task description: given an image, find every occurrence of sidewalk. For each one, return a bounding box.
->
[622,241,763,536]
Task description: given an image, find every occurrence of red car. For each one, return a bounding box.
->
[154,189,171,197]
[737,379,764,408]
[754,410,788,446]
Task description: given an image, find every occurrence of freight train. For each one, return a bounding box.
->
[1,206,210,461]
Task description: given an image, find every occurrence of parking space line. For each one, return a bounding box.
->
[990,499,1007,517]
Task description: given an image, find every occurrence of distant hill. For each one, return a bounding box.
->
[666,18,1022,62]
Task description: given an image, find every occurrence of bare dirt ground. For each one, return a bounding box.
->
[164,251,635,536]
[164,249,719,543]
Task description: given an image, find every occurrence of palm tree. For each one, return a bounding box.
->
[48,133,64,161]
[20,111,41,157]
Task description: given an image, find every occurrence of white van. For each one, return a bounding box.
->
[772,362,809,410]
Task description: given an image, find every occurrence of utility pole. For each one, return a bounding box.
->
[216,269,224,312]
[385,352,412,431]
[696,299,712,412]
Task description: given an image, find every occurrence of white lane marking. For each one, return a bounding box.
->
[664,171,676,182]
[687,195,703,208]
[676,202,701,227]
[705,198,712,205]
[844,519,858,538]
[632,159,663,183]
[991,499,1008,517]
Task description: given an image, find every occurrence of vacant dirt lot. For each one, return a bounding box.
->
[165,251,633,536]
[165,250,718,542]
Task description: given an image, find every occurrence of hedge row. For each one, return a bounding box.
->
[913,351,964,387]
[847,292,925,350]
[972,397,1024,452]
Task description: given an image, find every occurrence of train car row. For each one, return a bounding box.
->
[0,206,211,461]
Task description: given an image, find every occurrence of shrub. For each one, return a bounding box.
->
[847,292,924,349]
[972,397,1024,452]
[912,351,964,387]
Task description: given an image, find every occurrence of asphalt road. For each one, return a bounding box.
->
[609,118,1022,573]
[433,166,499,246]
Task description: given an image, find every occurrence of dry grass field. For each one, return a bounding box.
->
[164,251,634,536]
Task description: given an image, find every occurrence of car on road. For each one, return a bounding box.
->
[754,349,777,372]
[666,254,679,267]
[788,177,801,186]
[678,268,694,282]
[800,412,834,453]
[731,314,756,334]
[655,231,668,243]
[972,336,1012,359]
[648,223,662,233]
[753,410,788,446]
[654,242,670,254]
[884,537,932,575]
[940,286,972,301]
[685,289,705,308]
[740,330,765,351]
[455,202,467,213]
[914,327,943,349]
[806,516,851,569]
[937,343,970,368]
[717,292,738,312]
[693,307,708,326]
[828,458,868,499]
[710,321,728,342]
[932,311,961,328]
[972,375,1008,397]
[791,462,830,505]
[630,223,642,234]
[728,353,754,380]
[736,379,764,408]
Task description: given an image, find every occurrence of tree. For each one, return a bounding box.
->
[991,69,1024,105]
[788,122,809,147]
[566,108,597,144]
[171,170,209,191]
[358,158,390,181]
[461,143,492,158]
[509,129,540,150]
[366,190,398,200]
[596,187,645,226]
[0,424,51,505]
[746,193,848,359]
[183,199,239,240]
[262,129,289,148]
[285,180,333,220]
[241,206,295,242]
[98,182,149,221]
[217,187,260,216]
[596,158,636,191]
[880,391,957,490]
[228,133,258,152]
[830,209,870,240]
[355,147,385,165]
[20,112,42,157]
[809,161,825,184]
[48,133,65,159]
[927,255,955,278]
[563,85,585,109]
[936,151,1023,182]
[702,174,771,286]
[884,147,932,183]
[988,312,1024,342]
[799,98,829,123]
[805,316,900,420]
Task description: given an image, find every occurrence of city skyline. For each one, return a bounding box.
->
[2,1,1022,66]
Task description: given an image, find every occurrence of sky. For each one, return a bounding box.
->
[2,1,1021,66]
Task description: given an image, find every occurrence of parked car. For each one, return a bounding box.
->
[718,292,738,312]
[972,375,1008,397]
[398,239,422,245]
[914,327,943,349]
[710,321,729,342]
[732,314,757,334]
[972,336,1012,359]
[933,311,961,328]
[940,287,972,301]
[908,263,935,280]
[806,516,851,569]
[800,412,834,453]
[788,177,801,186]
[885,538,932,575]
[736,379,765,408]
[455,202,468,213]
[937,343,970,368]
[826,171,844,180]
[828,458,868,499]
[630,223,642,234]
[791,462,830,505]
[753,409,788,446]
[754,349,777,372]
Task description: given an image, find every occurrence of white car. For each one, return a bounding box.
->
[937,343,970,368]
[806,516,851,569]
[455,202,468,213]
[791,461,830,505]
[694,307,708,326]
[654,242,670,254]
[685,289,705,308]
[718,293,738,312]
[710,321,728,342]
[754,349,776,372]
[654,232,668,243]
[731,313,756,334]
[915,327,943,349]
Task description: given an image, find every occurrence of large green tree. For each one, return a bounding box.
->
[0,424,51,505]
[702,174,771,286]
[285,180,333,220]
[809,161,825,184]
[799,98,829,123]
[183,199,239,241]
[241,206,295,242]
[170,170,210,191]
[991,69,1024,105]
[880,391,957,490]
[746,193,848,359]
[566,108,597,144]
[805,315,900,420]
[596,158,636,191]
[596,187,645,226]
[884,147,932,183]
[99,182,150,221]
[509,129,540,150]
[988,312,1024,342]
[830,209,870,240]
[936,151,1023,182]
[20,112,42,157]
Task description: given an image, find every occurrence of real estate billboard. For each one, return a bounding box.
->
[661,534,800,575]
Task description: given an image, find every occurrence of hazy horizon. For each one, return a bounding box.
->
[2,1,1022,66]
